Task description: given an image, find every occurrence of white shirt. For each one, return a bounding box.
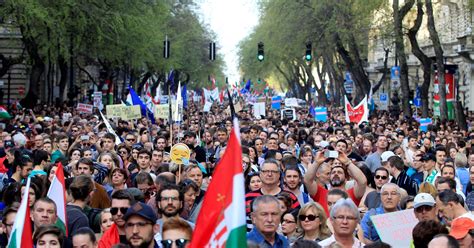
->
[319,235,364,248]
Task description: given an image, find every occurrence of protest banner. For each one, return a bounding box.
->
[154,104,170,119]
[123,105,141,120]
[77,103,93,114]
[253,102,266,118]
[106,104,124,118]
[315,107,327,122]
[371,209,418,247]
[419,118,432,132]
[271,96,282,110]
[93,92,103,110]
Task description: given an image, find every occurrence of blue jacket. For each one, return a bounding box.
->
[247,228,289,248]
[361,206,386,242]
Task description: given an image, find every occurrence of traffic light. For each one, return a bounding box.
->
[163,37,170,59]
[257,42,264,62]
[305,42,312,61]
[209,42,216,61]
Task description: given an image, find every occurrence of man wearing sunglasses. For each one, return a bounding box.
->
[124,202,159,248]
[413,193,438,222]
[161,218,193,248]
[98,190,135,247]
[363,167,390,210]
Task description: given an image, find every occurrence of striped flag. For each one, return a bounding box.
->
[47,162,68,236]
[0,106,11,119]
[190,119,246,248]
[8,177,33,248]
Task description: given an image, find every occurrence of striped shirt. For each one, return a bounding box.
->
[245,189,300,231]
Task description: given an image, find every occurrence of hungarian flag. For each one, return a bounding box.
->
[8,177,33,248]
[190,120,247,248]
[47,162,68,236]
[0,106,11,119]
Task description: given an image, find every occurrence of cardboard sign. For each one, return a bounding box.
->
[106,105,141,120]
[77,103,93,114]
[154,104,170,119]
[106,104,124,118]
[371,209,418,247]
[253,102,266,118]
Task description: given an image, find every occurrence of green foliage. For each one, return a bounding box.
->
[0,0,225,88]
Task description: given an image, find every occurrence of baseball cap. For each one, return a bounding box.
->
[124,202,157,223]
[450,217,474,239]
[413,193,436,209]
[381,151,396,163]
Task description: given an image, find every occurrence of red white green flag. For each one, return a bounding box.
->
[8,177,33,248]
[190,120,247,248]
[47,162,68,235]
[0,106,11,119]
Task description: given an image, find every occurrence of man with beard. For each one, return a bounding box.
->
[304,151,366,216]
[213,127,228,161]
[200,130,215,164]
[283,166,312,206]
[98,190,135,247]
[156,184,194,235]
[124,202,159,248]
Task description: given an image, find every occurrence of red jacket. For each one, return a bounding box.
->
[98,223,120,248]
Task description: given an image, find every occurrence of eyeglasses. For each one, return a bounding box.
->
[125,221,153,229]
[333,215,358,222]
[299,214,319,221]
[375,175,388,180]
[261,170,279,175]
[161,239,189,248]
[110,207,128,215]
[72,129,78,132]
[415,205,434,213]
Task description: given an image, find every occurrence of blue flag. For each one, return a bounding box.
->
[182,84,188,109]
[240,79,251,94]
[168,70,175,93]
[309,104,316,117]
[129,87,156,123]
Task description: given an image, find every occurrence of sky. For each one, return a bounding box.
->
[196,0,259,84]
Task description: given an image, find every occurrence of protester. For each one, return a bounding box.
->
[33,224,64,248]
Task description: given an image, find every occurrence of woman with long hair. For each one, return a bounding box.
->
[296,202,331,242]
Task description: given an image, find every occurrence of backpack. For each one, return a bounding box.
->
[84,206,102,233]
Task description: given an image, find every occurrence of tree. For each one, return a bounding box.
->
[425,0,448,120]
[393,0,415,117]
[407,0,432,118]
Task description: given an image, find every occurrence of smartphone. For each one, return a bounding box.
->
[81,135,89,140]
[324,150,339,158]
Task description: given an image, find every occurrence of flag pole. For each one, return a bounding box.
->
[168,74,173,146]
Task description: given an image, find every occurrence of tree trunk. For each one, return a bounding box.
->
[393,0,415,118]
[58,56,68,103]
[334,33,371,104]
[426,0,448,120]
[407,0,432,118]
[372,48,390,93]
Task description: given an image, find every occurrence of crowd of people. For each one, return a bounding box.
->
[0,101,473,248]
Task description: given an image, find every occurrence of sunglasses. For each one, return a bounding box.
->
[161,239,189,248]
[375,175,388,180]
[415,205,433,213]
[127,139,136,142]
[299,214,319,221]
[110,207,128,215]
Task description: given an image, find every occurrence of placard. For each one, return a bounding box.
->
[281,108,296,121]
[93,92,103,110]
[154,104,170,119]
[370,209,418,248]
[106,105,142,120]
[379,93,388,111]
[271,96,282,110]
[77,103,93,114]
[315,107,327,122]
[253,102,266,118]
[419,118,432,132]
[284,98,299,107]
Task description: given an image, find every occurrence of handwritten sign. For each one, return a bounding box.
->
[154,104,170,119]
[77,103,93,114]
[370,209,418,247]
[106,105,141,120]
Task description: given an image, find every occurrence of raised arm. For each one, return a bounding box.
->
[339,152,367,199]
[304,151,325,197]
